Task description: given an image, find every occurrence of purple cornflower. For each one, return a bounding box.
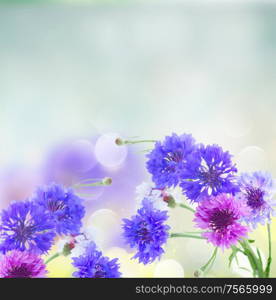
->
[32,183,85,235]
[122,198,170,264]
[0,201,55,254]
[236,171,276,228]
[146,133,196,188]
[194,194,249,249]
[0,250,47,278]
[72,242,121,278]
[180,144,239,202]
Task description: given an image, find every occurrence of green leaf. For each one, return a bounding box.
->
[229,247,239,268]
[200,247,218,276]
[256,248,263,271]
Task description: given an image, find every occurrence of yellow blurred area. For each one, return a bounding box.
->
[105,247,155,278]
[43,247,75,278]
[259,218,276,242]
[47,255,75,278]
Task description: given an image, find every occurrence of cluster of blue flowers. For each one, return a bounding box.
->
[145,133,276,227]
[0,183,121,278]
[0,183,84,254]
[0,132,275,278]
[122,133,276,270]
[147,134,239,202]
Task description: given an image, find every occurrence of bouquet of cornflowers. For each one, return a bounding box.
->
[0,178,122,278]
[0,132,275,278]
[118,133,275,278]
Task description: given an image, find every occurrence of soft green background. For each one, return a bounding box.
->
[0,0,275,277]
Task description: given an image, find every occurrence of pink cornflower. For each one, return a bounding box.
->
[0,250,47,278]
[194,194,249,249]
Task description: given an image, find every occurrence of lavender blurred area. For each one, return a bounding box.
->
[0,0,276,277]
[0,132,146,217]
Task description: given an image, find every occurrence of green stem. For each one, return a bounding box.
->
[257,248,264,274]
[265,224,272,278]
[170,233,205,240]
[124,140,157,144]
[73,177,112,189]
[239,243,257,277]
[178,203,195,213]
[115,138,157,146]
[45,252,60,265]
[229,246,245,268]
[200,247,218,274]
[231,245,246,255]
[239,240,264,278]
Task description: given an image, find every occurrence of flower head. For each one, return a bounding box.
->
[0,250,47,278]
[72,242,121,278]
[122,198,170,264]
[236,171,276,228]
[180,144,239,202]
[146,133,196,188]
[0,201,55,254]
[194,194,249,249]
[32,183,85,235]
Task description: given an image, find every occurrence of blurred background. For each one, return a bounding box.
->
[0,0,276,277]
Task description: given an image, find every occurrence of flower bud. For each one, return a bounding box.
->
[115,138,124,146]
[102,177,112,186]
[194,270,202,278]
[62,241,76,256]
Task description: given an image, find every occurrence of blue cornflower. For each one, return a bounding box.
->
[180,144,239,202]
[72,242,121,278]
[122,198,170,264]
[236,171,276,228]
[32,183,85,235]
[0,201,55,254]
[146,133,196,188]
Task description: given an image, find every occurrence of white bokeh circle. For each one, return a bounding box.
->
[86,209,121,250]
[94,133,128,168]
[154,259,184,278]
[236,146,268,172]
